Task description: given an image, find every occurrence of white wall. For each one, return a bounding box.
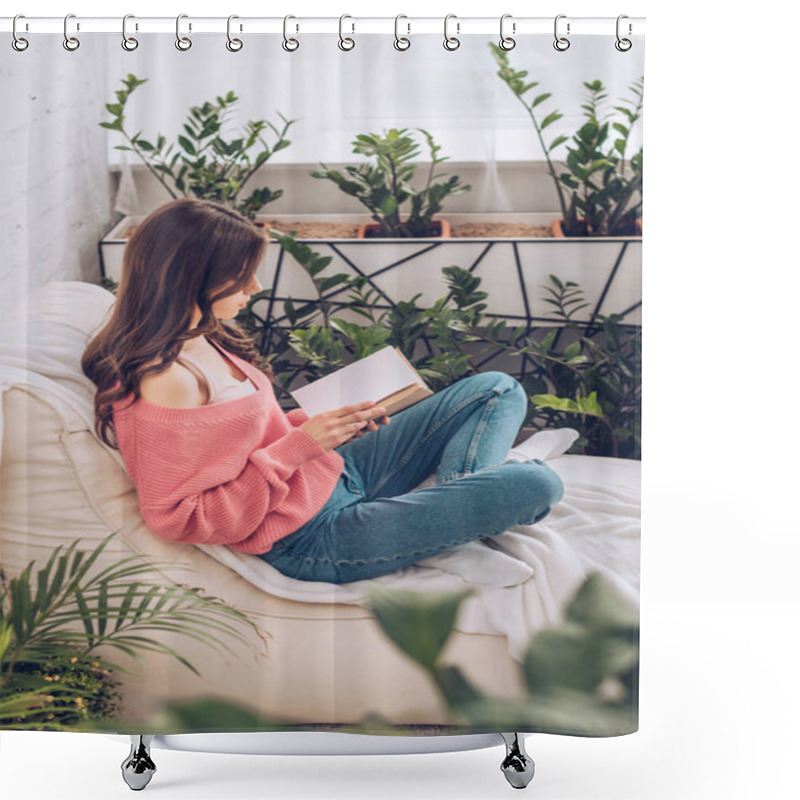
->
[115,160,564,217]
[0,35,115,319]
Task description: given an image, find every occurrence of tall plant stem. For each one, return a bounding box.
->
[513,94,569,222]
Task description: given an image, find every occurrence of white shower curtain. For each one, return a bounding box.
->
[1,18,643,740]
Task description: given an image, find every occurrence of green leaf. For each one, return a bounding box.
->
[532,92,552,108]
[541,111,563,130]
[365,586,473,672]
[566,572,639,631]
[177,135,196,156]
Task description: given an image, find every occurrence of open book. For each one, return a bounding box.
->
[289,346,433,417]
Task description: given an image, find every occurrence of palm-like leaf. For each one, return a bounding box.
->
[1,532,265,682]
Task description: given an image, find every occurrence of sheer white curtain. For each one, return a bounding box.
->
[102,33,644,213]
[0,29,644,317]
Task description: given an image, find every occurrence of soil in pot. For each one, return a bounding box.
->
[451,222,551,238]
[550,217,642,237]
[255,219,361,238]
[358,220,451,238]
[120,219,552,241]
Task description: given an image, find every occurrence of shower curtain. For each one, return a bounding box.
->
[0,17,643,740]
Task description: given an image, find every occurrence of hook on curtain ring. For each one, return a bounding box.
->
[282,15,299,51]
[226,15,243,51]
[553,14,570,51]
[122,14,139,51]
[63,13,80,51]
[12,14,29,51]
[394,14,410,51]
[339,14,355,51]
[499,14,515,51]
[615,14,632,51]
[176,14,192,51]
[443,14,460,51]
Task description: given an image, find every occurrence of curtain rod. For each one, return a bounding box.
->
[1,16,646,37]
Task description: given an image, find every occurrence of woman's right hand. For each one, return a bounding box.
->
[299,400,388,451]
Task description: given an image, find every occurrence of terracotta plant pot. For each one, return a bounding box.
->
[356,219,452,239]
[549,217,642,238]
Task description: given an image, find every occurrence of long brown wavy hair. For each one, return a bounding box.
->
[83,198,272,449]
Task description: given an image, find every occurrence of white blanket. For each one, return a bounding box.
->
[1,281,640,662]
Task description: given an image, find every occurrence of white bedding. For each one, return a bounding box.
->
[200,453,640,661]
[1,281,641,663]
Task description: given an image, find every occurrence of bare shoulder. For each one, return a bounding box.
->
[139,360,206,408]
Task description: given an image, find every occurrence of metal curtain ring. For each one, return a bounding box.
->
[443,13,460,51]
[122,14,139,51]
[554,14,571,51]
[394,14,410,51]
[499,14,515,51]
[615,14,632,51]
[63,13,80,51]
[282,15,299,51]
[176,14,192,50]
[226,15,243,51]
[339,14,355,51]
[12,14,29,51]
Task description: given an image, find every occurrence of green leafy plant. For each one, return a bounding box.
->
[365,573,639,735]
[526,276,641,457]
[425,270,641,458]
[228,232,639,458]
[100,73,296,219]
[137,574,638,737]
[101,230,638,458]
[489,43,643,236]
[311,128,471,237]
[0,532,266,730]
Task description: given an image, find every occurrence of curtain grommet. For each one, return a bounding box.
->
[63,13,80,51]
[554,14,570,51]
[394,15,410,51]
[121,14,139,51]
[175,14,192,51]
[12,14,29,51]
[499,14,515,51]
[615,15,632,51]
[443,13,460,51]
[282,15,299,51]
[338,14,355,51]
[226,15,243,52]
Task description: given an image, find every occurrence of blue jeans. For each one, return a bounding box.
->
[257,371,565,584]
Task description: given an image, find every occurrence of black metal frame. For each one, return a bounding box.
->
[257,236,641,388]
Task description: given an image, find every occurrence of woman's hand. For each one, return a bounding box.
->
[299,400,390,451]
[347,408,391,441]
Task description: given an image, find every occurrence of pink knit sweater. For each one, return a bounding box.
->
[112,345,344,554]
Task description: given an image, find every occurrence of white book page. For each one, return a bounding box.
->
[290,347,418,416]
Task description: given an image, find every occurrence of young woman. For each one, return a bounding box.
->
[83,198,564,585]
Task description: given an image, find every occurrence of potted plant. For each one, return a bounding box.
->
[1,533,262,731]
[310,128,470,238]
[231,229,639,458]
[100,73,296,223]
[489,43,643,238]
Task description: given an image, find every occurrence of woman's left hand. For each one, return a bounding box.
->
[348,414,390,440]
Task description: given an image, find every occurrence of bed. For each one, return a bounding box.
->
[0,281,640,788]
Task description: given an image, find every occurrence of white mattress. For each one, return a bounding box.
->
[197,452,640,662]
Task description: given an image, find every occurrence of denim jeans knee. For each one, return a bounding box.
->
[461,371,527,417]
[503,459,565,525]
[463,370,522,395]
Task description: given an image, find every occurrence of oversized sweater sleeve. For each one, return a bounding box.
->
[286,408,310,427]
[136,425,328,546]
